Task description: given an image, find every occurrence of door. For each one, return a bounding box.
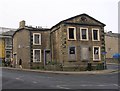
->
[13,53,17,67]
[44,49,51,65]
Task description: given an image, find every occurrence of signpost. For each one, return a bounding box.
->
[101,52,107,69]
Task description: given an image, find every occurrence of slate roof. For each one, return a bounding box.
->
[13,26,50,37]
[105,31,120,38]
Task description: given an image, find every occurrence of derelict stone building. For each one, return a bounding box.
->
[13,14,106,70]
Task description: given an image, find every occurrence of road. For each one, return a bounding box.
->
[2,68,119,90]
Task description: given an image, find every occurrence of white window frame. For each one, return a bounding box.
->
[80,27,89,41]
[93,46,101,61]
[92,28,100,41]
[67,27,76,40]
[33,33,41,45]
[33,49,41,62]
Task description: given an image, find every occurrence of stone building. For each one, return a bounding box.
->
[13,14,106,70]
[0,34,5,64]
[105,31,120,62]
[2,30,15,63]
[0,27,16,65]
[51,14,106,70]
[13,20,50,68]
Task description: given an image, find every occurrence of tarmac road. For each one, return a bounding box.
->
[2,68,119,90]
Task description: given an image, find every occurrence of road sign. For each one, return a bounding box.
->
[101,52,107,55]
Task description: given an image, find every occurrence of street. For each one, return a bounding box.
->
[2,67,119,90]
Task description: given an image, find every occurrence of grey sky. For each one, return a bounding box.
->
[0,0,119,33]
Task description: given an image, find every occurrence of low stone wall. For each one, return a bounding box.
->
[31,63,105,71]
[106,58,119,64]
[45,65,63,71]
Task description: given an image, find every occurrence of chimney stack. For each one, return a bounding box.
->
[19,20,25,28]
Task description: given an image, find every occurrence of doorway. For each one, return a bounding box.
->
[44,49,51,65]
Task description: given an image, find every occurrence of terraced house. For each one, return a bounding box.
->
[13,21,50,68]
[13,13,106,70]
[0,27,16,66]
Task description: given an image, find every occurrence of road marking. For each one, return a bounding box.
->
[56,85,70,89]
[33,81,38,84]
[15,77,24,81]
[59,84,119,87]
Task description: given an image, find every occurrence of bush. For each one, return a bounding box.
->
[31,66,44,70]
[45,61,63,71]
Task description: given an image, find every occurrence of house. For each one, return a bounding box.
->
[51,14,106,70]
[13,14,106,70]
[13,20,50,68]
[105,31,120,63]
[2,30,15,64]
[0,34,5,64]
[0,27,16,66]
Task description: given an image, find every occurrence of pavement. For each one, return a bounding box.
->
[1,65,119,75]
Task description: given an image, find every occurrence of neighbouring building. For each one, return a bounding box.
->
[2,30,15,64]
[0,34,5,64]
[0,27,16,66]
[105,31,120,62]
[13,14,106,70]
[13,20,50,68]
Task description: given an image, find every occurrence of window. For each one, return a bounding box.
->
[33,49,41,62]
[93,46,101,60]
[33,33,41,45]
[67,27,76,40]
[92,28,100,41]
[80,28,88,40]
[81,47,89,60]
[69,46,76,54]
[68,46,76,61]
[6,51,11,58]
[5,38,12,45]
[5,38,12,49]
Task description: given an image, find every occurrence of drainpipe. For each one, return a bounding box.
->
[29,31,32,69]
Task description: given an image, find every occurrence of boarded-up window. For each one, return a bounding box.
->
[68,46,76,61]
[81,47,89,60]
[69,47,75,54]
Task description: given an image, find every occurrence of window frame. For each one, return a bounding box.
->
[33,49,41,62]
[80,27,89,41]
[67,27,76,40]
[33,33,41,45]
[93,46,101,61]
[92,28,100,41]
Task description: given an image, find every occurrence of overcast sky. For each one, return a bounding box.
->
[0,0,119,33]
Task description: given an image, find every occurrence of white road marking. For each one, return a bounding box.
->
[15,77,24,81]
[33,81,38,84]
[56,85,70,89]
[58,84,119,87]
